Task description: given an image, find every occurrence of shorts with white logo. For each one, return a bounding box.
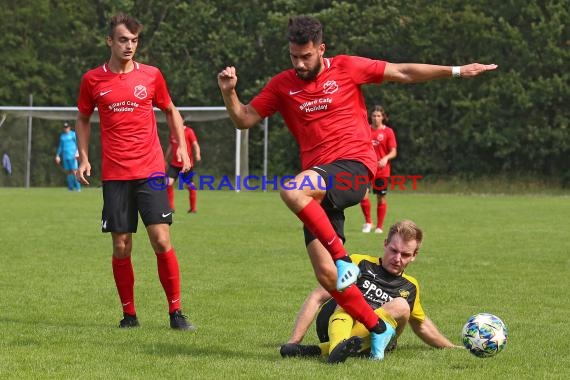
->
[371,177,389,196]
[101,179,172,233]
[303,160,370,246]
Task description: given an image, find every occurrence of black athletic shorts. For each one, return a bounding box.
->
[101,178,172,233]
[371,177,389,196]
[303,160,370,246]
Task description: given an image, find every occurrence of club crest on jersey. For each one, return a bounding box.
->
[134,84,147,100]
[323,80,339,94]
[399,289,410,298]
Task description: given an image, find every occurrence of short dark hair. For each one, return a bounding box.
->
[287,15,323,45]
[108,12,143,38]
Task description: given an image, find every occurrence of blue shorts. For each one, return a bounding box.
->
[62,158,78,171]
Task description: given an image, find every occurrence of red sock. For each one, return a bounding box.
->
[156,248,181,313]
[188,187,196,212]
[360,198,372,224]
[329,285,379,330]
[297,200,346,261]
[112,256,136,315]
[167,184,175,210]
[377,202,387,229]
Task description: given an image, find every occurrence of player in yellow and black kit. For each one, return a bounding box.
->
[281,220,462,363]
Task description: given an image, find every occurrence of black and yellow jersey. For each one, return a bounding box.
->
[351,254,425,321]
[315,254,425,342]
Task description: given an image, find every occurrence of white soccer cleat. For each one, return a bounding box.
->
[362,223,372,233]
[374,227,383,234]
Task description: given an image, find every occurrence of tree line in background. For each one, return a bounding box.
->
[0,0,568,187]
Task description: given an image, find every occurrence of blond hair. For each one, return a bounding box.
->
[386,220,423,253]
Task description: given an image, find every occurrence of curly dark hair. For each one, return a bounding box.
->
[287,15,323,45]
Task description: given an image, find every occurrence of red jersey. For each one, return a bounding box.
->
[77,62,172,180]
[371,125,397,178]
[250,55,386,176]
[169,127,197,167]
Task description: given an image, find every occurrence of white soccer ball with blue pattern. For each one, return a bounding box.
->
[462,313,508,358]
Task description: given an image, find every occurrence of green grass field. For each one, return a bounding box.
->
[1,188,569,379]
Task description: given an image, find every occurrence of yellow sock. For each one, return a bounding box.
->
[328,308,354,354]
[376,308,397,329]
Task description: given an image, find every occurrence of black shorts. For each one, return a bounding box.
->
[303,160,370,246]
[167,165,196,190]
[101,178,172,233]
[371,177,389,196]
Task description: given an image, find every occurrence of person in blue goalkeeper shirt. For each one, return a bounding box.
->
[55,122,81,191]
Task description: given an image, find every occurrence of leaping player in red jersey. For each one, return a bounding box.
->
[217,15,497,360]
[75,12,195,331]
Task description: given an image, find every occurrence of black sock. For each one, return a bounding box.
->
[371,319,387,334]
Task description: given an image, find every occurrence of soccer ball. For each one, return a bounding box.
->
[462,313,508,358]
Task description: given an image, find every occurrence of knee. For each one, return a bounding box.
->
[152,235,171,253]
[112,237,132,259]
[279,186,300,206]
[391,297,411,320]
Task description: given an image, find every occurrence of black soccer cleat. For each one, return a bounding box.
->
[280,343,321,358]
[327,336,363,364]
[169,310,197,331]
[119,313,140,328]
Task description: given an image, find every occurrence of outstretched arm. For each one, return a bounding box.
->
[287,286,331,344]
[384,62,498,84]
[217,66,263,130]
[409,317,462,348]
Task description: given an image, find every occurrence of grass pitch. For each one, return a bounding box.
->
[0,188,568,379]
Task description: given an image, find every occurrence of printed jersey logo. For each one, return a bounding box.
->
[323,80,339,94]
[289,89,303,95]
[372,133,384,146]
[399,289,410,298]
[99,90,112,97]
[134,84,147,100]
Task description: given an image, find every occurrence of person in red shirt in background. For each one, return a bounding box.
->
[361,106,397,234]
[217,15,497,360]
[75,12,195,331]
[165,124,202,213]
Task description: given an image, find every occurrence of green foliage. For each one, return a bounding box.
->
[0,0,568,186]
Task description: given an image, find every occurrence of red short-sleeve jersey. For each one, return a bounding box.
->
[250,55,387,177]
[77,62,172,180]
[371,125,397,178]
[169,127,197,167]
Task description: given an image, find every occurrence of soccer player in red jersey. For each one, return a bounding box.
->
[165,124,201,213]
[360,106,397,234]
[217,15,497,359]
[75,13,195,331]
